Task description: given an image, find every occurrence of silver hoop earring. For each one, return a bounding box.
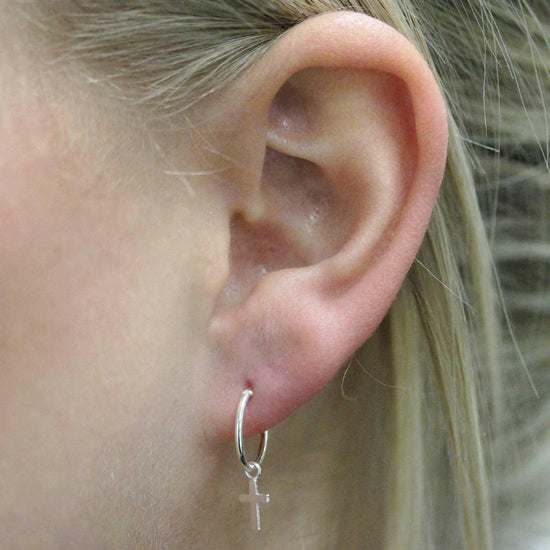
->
[235,388,270,531]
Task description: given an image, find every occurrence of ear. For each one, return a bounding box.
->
[204,12,448,437]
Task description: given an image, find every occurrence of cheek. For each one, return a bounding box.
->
[0,121,211,447]
[0,99,232,428]
[0,81,230,536]
[0,144,145,429]
[0,144,135,353]
[0,124,225,530]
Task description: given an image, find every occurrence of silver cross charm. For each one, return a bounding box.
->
[239,476,270,530]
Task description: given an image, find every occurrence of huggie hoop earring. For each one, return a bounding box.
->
[235,388,268,469]
[235,388,270,531]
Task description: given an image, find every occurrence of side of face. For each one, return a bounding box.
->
[0,21,234,545]
[0,9,447,547]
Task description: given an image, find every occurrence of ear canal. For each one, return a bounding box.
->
[218,146,349,309]
[219,67,397,311]
[220,209,304,307]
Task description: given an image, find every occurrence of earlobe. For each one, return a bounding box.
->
[205,12,448,438]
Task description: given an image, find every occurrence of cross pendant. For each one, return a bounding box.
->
[239,476,270,531]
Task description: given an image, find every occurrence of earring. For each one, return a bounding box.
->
[235,388,270,531]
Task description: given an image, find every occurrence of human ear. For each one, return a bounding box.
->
[203,12,448,437]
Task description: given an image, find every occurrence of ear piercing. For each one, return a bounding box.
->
[235,388,270,531]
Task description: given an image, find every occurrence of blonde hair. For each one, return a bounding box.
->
[19,1,550,548]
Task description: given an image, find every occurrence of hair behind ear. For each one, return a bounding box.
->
[385,198,496,549]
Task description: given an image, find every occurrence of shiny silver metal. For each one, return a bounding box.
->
[239,468,270,530]
[235,388,268,470]
[235,388,270,530]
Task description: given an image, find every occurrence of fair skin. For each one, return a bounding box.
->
[0,9,447,549]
